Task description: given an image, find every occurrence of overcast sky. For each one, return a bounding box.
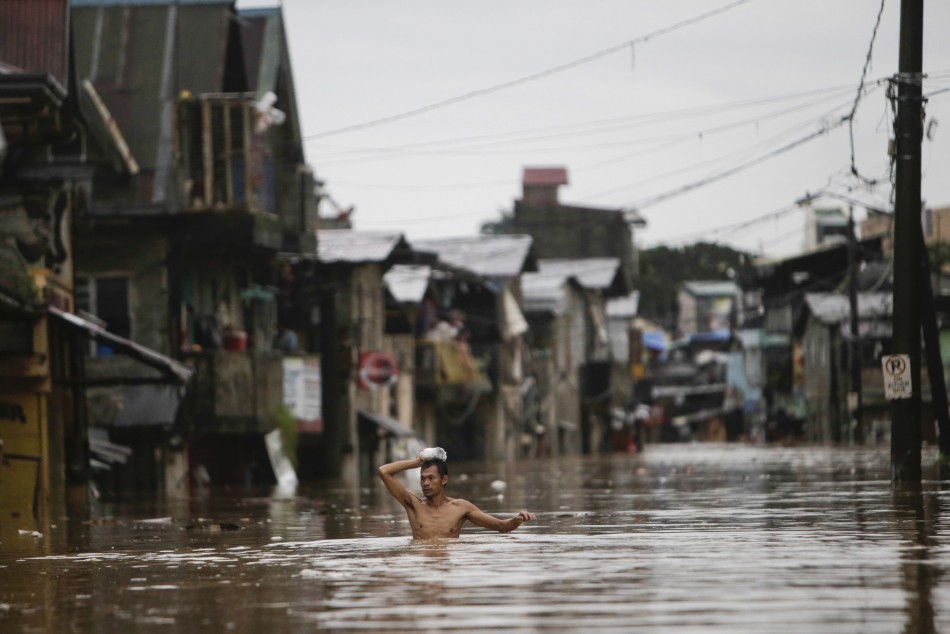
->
[239,0,950,258]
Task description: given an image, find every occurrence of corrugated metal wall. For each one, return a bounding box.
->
[0,0,68,87]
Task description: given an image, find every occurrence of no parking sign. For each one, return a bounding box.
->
[881,354,912,400]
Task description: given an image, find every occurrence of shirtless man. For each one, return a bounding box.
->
[378,451,536,539]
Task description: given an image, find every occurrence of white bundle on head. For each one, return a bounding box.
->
[420,447,447,462]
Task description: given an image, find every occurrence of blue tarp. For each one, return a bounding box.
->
[688,329,732,343]
[642,331,667,351]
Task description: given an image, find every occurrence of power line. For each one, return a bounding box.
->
[326,86,862,164]
[580,98,856,204]
[848,0,888,186]
[306,82,857,160]
[303,0,756,140]
[321,88,866,190]
[622,115,850,211]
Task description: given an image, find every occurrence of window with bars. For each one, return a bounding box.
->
[75,276,131,353]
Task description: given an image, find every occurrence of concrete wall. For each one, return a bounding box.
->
[74,229,170,354]
[802,318,837,442]
[384,334,415,429]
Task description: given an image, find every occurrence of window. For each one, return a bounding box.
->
[75,276,131,350]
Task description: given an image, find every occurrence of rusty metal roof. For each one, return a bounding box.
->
[71,0,230,5]
[413,235,537,280]
[0,0,69,89]
[317,229,410,264]
[71,1,240,202]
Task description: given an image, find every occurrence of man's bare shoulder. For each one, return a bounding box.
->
[447,498,478,511]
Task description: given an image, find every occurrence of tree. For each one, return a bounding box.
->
[480,210,515,235]
[638,242,753,332]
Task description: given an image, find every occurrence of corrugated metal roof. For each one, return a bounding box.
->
[536,258,621,291]
[522,273,571,315]
[682,280,741,297]
[238,6,281,95]
[71,1,237,203]
[317,229,409,264]
[804,292,892,324]
[523,167,568,186]
[49,306,193,383]
[414,235,536,280]
[237,5,303,148]
[72,0,230,5]
[607,291,640,318]
[384,264,431,303]
[522,258,623,315]
[0,0,69,88]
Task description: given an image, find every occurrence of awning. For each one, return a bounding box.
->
[358,410,424,439]
[48,306,193,384]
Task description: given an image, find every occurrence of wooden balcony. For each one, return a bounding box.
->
[177,95,276,215]
[416,340,487,388]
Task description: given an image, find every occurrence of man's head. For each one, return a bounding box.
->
[420,460,448,499]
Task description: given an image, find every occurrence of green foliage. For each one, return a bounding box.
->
[927,241,950,275]
[638,241,753,330]
[480,210,515,235]
[274,405,298,470]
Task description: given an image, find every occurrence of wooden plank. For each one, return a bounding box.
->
[201,99,213,208]
[242,104,252,209]
[223,103,233,205]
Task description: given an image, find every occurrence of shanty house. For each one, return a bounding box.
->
[796,292,905,443]
[521,258,628,454]
[677,280,742,337]
[0,0,190,528]
[413,235,537,462]
[69,0,317,490]
[312,229,418,482]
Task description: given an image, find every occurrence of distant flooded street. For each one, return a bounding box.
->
[2,444,950,633]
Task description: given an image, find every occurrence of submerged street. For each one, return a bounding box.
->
[1,443,949,633]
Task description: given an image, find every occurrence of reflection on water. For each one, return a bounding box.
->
[2,444,950,632]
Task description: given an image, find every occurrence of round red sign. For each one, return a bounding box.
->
[359,351,399,388]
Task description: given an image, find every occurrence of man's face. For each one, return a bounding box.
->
[420,465,446,498]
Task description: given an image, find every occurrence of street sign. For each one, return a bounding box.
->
[358,351,399,389]
[881,354,912,400]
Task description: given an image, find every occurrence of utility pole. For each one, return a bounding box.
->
[890,0,924,483]
[848,207,862,444]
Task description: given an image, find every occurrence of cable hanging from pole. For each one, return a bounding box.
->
[304,0,756,140]
[848,0,887,188]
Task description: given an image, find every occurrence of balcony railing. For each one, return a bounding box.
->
[416,340,487,388]
[177,95,276,215]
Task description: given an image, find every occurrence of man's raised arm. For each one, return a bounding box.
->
[377,456,422,507]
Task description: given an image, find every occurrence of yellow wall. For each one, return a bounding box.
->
[0,392,49,535]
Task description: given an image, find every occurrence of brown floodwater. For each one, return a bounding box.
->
[1,444,949,633]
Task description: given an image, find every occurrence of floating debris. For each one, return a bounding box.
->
[185,523,242,532]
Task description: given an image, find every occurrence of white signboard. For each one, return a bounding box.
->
[881,354,912,400]
[282,357,323,433]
